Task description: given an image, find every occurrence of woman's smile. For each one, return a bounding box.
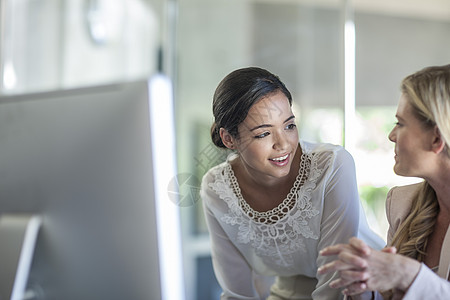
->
[269,153,290,166]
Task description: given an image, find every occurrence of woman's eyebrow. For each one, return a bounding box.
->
[284,115,295,123]
[249,115,295,131]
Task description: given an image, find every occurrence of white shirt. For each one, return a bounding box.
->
[368,264,450,300]
[201,141,384,300]
[403,263,450,300]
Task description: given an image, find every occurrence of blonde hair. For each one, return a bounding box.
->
[401,64,450,157]
[390,64,450,261]
[390,182,438,261]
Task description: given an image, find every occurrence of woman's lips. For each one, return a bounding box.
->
[269,153,290,166]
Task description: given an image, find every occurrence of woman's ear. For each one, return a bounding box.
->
[431,126,446,154]
[219,128,235,149]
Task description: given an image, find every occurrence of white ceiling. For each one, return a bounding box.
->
[252,0,450,20]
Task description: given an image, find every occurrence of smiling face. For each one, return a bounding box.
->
[388,94,435,178]
[224,90,299,183]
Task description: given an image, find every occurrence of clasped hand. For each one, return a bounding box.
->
[317,237,420,297]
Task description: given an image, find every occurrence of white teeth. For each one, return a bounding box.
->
[271,154,288,161]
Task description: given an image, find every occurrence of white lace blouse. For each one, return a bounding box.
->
[201,141,384,300]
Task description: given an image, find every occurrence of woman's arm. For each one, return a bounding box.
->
[201,175,261,300]
[312,149,366,299]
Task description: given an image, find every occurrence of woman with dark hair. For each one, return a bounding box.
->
[319,64,450,300]
[201,67,384,299]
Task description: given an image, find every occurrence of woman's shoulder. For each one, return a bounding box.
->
[386,182,422,229]
[201,153,239,194]
[201,159,229,186]
[301,140,347,155]
[389,182,422,193]
[200,156,239,213]
[387,183,422,207]
[301,140,353,166]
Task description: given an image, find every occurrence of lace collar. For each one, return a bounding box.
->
[225,151,310,224]
[209,144,326,265]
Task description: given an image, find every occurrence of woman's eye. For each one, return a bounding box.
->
[254,132,269,139]
[286,123,297,130]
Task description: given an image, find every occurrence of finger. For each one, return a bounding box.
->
[382,246,397,254]
[349,237,371,256]
[329,278,350,289]
[318,260,346,274]
[342,282,367,296]
[319,244,346,256]
[318,259,361,275]
[330,273,366,290]
[339,270,370,282]
[338,251,368,269]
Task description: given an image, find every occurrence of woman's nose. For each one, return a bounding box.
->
[273,132,289,150]
[388,127,396,142]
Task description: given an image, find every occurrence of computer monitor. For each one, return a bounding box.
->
[0,76,185,300]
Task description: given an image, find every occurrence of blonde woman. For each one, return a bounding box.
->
[318,64,450,299]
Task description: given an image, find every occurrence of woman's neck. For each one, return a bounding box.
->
[426,162,450,217]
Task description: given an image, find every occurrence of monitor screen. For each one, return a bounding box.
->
[0,77,184,300]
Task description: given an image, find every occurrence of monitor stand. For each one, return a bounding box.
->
[0,215,42,300]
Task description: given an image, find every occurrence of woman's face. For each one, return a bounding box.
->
[388,94,434,177]
[232,90,299,181]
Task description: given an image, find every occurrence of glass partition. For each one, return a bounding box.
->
[174,1,450,299]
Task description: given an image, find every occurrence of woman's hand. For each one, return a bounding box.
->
[318,237,420,296]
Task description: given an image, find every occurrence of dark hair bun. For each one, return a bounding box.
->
[210,122,226,148]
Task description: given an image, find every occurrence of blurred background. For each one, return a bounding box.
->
[1,0,449,299]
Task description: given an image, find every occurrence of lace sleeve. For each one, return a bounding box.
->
[201,171,262,300]
[314,148,361,299]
